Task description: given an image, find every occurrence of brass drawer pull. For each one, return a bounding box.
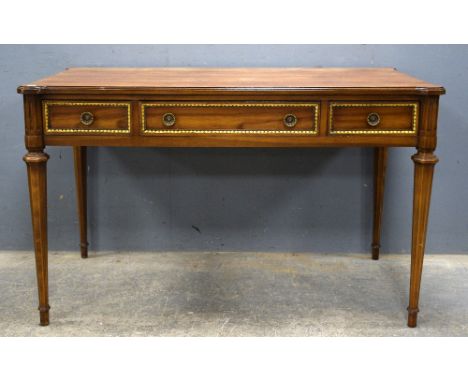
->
[367,112,381,127]
[283,113,298,128]
[162,112,176,127]
[80,111,94,126]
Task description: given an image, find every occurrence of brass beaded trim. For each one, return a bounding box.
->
[141,103,319,135]
[43,101,131,134]
[328,102,419,135]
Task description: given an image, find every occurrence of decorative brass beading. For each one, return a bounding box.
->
[328,102,419,135]
[141,103,319,135]
[43,101,131,134]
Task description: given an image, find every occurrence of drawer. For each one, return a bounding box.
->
[141,102,319,135]
[43,101,131,134]
[329,102,418,135]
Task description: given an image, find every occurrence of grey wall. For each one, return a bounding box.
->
[0,45,467,253]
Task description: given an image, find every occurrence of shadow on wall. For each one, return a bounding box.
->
[84,147,376,252]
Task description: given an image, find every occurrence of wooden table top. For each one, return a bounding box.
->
[18,67,445,95]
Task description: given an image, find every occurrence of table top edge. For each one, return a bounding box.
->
[17,67,445,96]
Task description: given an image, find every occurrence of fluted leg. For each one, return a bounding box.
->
[407,150,438,328]
[371,147,388,260]
[24,151,50,326]
[73,146,88,258]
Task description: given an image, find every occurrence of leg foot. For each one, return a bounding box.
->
[80,242,89,259]
[39,304,50,326]
[371,244,380,260]
[407,307,419,328]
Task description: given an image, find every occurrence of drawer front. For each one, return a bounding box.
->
[43,101,131,134]
[141,102,319,135]
[329,102,418,135]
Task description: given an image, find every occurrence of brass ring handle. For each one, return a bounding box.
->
[162,112,176,127]
[367,112,381,127]
[283,113,298,128]
[80,111,94,126]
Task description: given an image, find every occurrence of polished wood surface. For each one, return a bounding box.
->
[19,68,445,328]
[329,103,416,134]
[18,67,444,95]
[39,97,420,146]
[142,102,318,134]
[44,102,130,134]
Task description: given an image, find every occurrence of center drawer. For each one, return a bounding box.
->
[141,102,319,135]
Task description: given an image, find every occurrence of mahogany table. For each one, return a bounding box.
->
[18,68,445,327]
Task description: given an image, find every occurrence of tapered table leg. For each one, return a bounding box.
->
[407,150,438,328]
[73,146,88,258]
[24,151,50,326]
[371,147,388,260]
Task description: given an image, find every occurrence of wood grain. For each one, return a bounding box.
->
[18,67,445,95]
[330,103,416,134]
[44,102,130,134]
[142,103,318,134]
[43,134,418,147]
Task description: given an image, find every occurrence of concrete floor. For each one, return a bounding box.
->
[1,251,467,336]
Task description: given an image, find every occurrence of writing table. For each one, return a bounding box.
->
[18,67,445,327]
